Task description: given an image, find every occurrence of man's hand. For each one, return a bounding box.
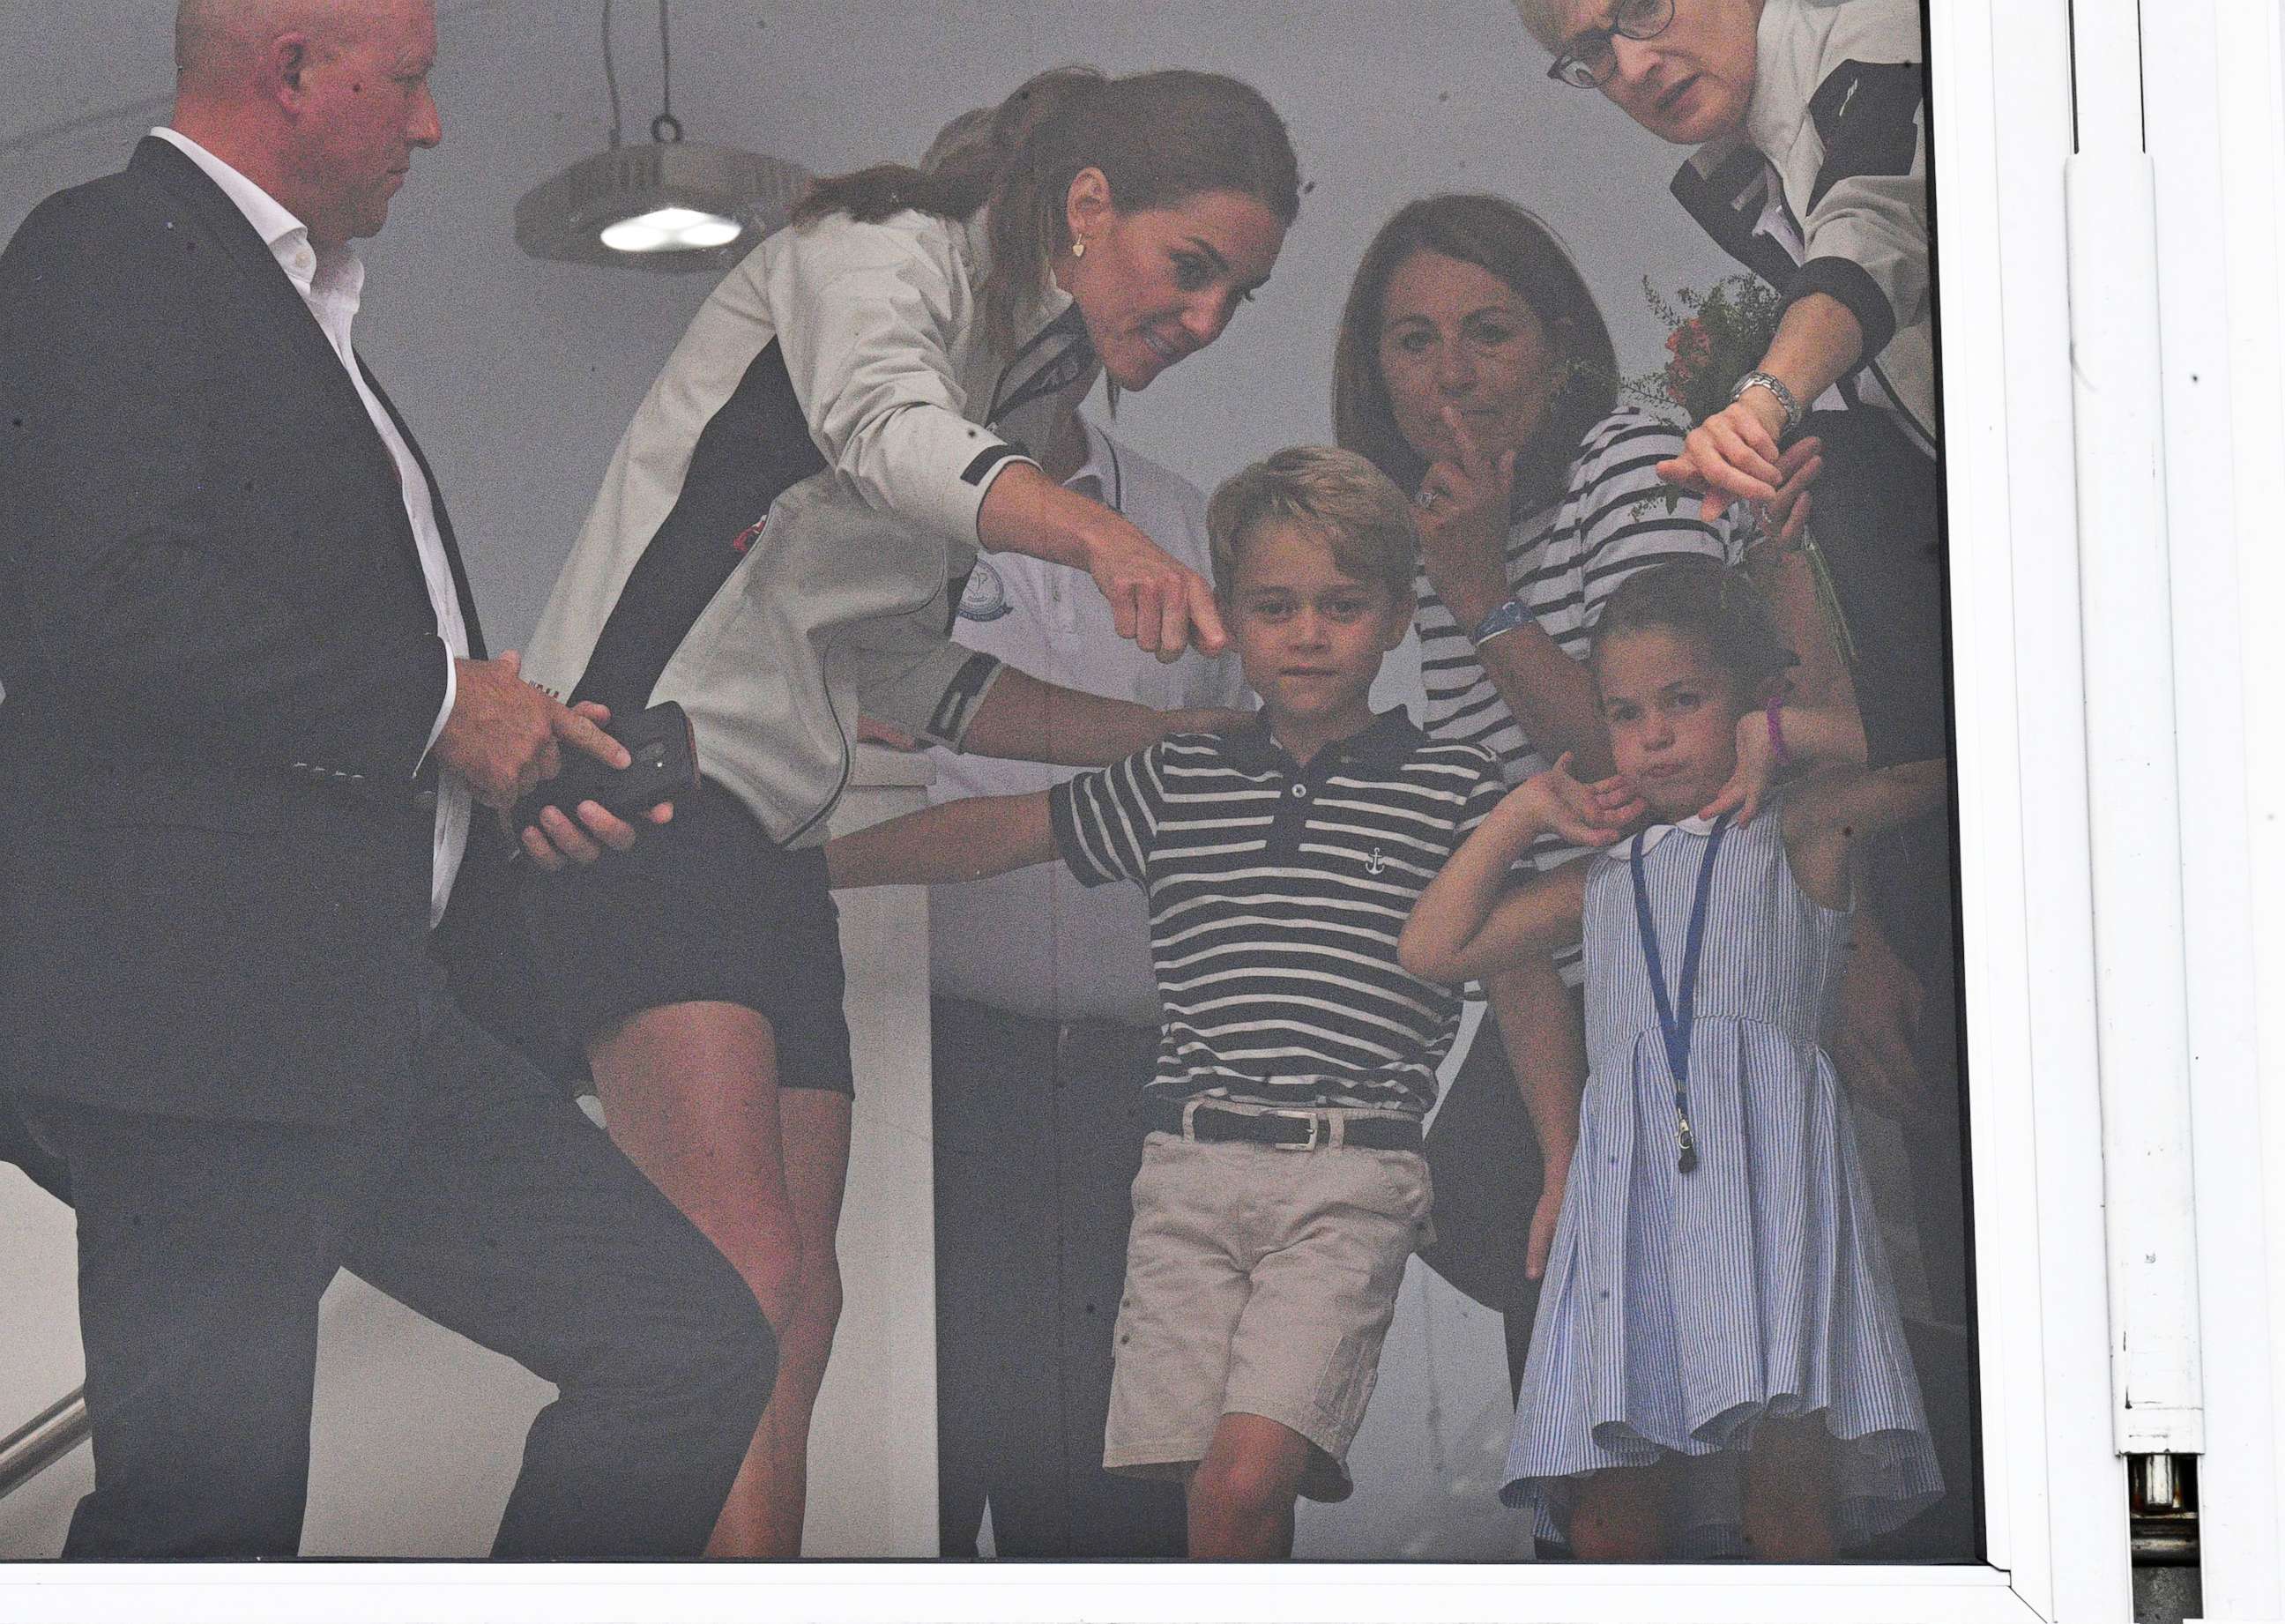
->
[435,652,625,808]
[510,696,674,871]
[435,653,668,868]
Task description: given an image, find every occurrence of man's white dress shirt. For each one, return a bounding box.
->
[153,128,470,925]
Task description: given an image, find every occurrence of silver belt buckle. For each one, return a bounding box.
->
[1269,1107,1321,1151]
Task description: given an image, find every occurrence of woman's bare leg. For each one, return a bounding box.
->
[588,1001,801,1557]
[743,1087,853,1556]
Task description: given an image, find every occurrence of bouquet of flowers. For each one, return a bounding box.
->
[1622,273,1786,426]
[1625,273,1855,663]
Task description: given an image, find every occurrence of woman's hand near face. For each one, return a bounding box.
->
[1416,405,1520,629]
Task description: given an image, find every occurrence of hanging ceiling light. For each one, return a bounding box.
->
[516,0,810,272]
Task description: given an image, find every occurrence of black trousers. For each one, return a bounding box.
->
[16,995,776,1559]
[1797,406,1951,772]
[929,995,1187,1558]
[1415,1014,1545,1398]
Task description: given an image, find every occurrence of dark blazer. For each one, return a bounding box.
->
[0,137,498,1123]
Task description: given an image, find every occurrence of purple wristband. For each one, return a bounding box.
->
[1766,695,1790,766]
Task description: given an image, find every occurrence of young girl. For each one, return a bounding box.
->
[1399,558,1946,1560]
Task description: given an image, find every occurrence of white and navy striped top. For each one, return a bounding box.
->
[1414,407,1743,973]
[1048,712,1505,1118]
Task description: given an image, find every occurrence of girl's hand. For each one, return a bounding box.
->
[1700,707,1785,826]
[1526,1153,1569,1281]
[1656,389,1790,523]
[1518,753,1641,846]
[1583,771,1649,829]
[1416,406,1520,629]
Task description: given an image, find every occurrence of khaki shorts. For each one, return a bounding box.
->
[1103,1128,1433,1502]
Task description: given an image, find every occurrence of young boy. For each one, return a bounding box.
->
[825,447,1507,1557]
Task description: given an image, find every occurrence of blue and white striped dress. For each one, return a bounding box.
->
[1500,808,1942,1553]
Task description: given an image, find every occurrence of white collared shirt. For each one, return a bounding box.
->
[925,418,1245,1025]
[153,127,470,927]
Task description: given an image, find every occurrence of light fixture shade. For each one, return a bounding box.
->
[515,140,812,272]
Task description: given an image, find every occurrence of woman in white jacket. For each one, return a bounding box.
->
[515,66,1297,1556]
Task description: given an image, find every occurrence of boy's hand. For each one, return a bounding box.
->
[1526,1156,1569,1281]
[1514,753,1642,846]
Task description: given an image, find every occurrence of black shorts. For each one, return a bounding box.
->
[517,777,856,1096]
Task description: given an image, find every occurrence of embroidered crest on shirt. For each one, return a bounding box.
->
[956,558,1013,622]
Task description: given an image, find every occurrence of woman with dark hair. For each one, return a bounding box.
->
[514,65,1299,1556]
[1333,193,1825,1393]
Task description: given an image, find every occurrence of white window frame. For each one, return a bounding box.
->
[0,0,2139,1619]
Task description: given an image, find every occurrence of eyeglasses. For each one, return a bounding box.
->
[1546,0,1677,89]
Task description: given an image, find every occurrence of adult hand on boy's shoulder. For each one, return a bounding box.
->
[1157,705,1253,741]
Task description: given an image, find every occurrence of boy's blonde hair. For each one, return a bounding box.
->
[1206,446,1420,603]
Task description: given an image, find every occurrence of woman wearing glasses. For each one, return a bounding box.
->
[1512,0,1937,770]
[1512,0,1972,1557]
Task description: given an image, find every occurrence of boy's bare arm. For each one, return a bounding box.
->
[1483,957,1585,1282]
[959,665,1246,767]
[823,789,1058,888]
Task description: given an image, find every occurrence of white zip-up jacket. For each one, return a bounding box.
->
[525,205,1096,846]
[1672,0,1932,451]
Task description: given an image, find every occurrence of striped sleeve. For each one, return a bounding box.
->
[1574,416,1740,624]
[1455,751,1507,838]
[1048,742,1164,888]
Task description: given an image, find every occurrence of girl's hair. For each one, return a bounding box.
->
[1206,445,1419,603]
[1587,558,1797,698]
[796,67,1301,357]
[1332,194,1619,515]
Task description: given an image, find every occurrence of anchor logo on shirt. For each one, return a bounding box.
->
[1367,847,1385,875]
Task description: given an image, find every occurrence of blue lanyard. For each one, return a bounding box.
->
[1627,815,1730,1174]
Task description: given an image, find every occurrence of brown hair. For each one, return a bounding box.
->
[1587,557,1797,698]
[797,67,1300,357]
[1206,446,1420,604]
[1332,194,1618,515]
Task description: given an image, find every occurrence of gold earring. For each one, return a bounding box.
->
[1072,238,1086,259]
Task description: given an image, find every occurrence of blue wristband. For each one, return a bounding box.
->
[1470,598,1530,647]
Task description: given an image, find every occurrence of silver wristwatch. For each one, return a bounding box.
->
[1731,369,1804,433]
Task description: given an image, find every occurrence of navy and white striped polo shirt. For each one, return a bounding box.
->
[1048,711,1506,1118]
